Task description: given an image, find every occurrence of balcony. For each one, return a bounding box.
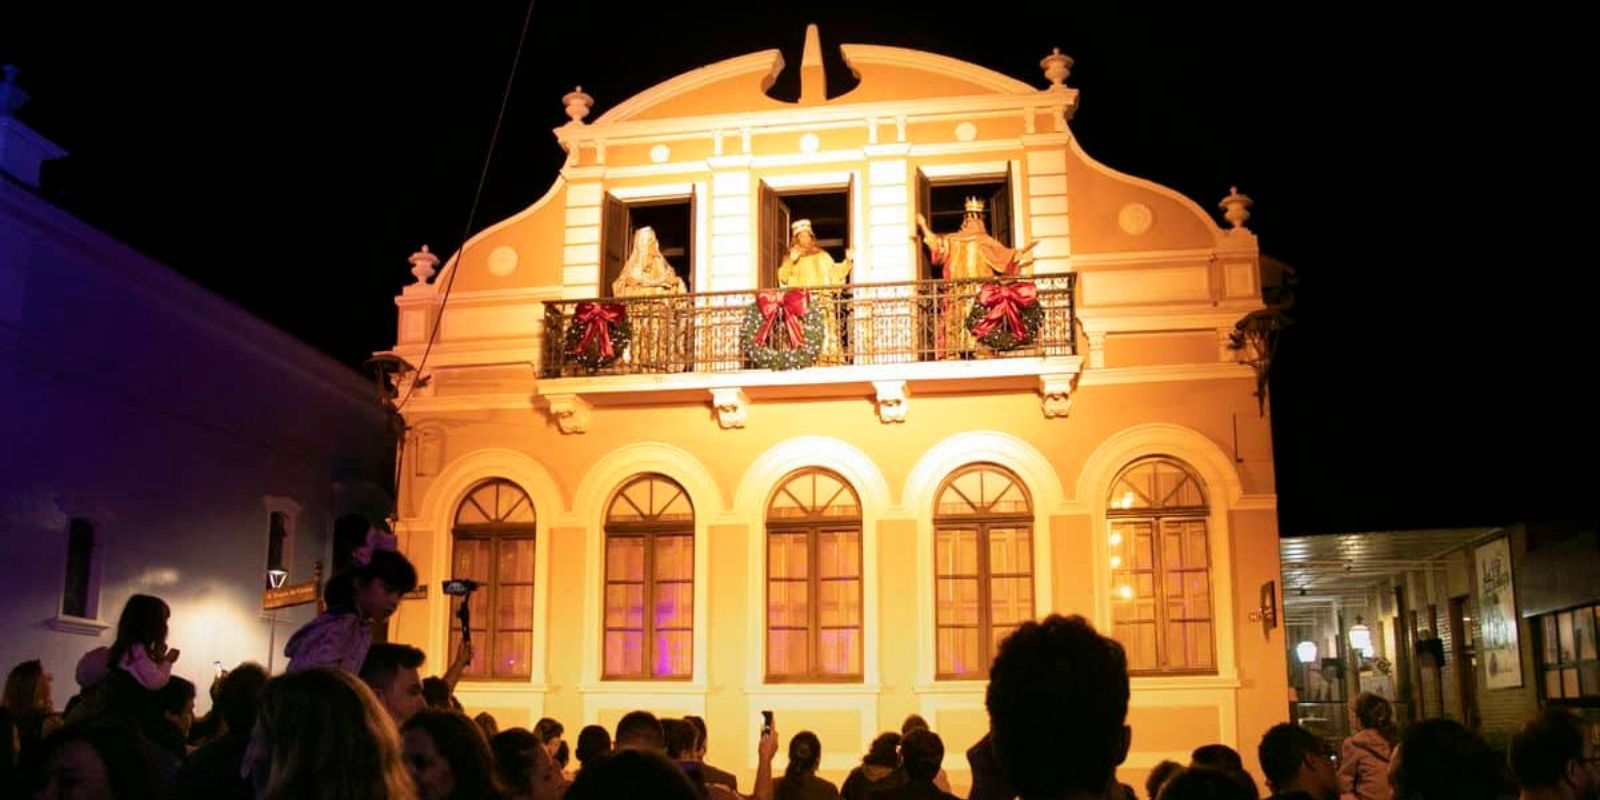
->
[535,275,1081,431]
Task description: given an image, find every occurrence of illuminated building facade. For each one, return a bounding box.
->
[385,28,1286,789]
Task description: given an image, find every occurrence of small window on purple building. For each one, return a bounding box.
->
[62,518,96,618]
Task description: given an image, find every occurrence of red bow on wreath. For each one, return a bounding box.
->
[971,281,1038,339]
[573,301,626,358]
[754,289,810,349]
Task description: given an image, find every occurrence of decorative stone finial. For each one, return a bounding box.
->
[1040,48,1073,90]
[563,86,593,124]
[409,244,439,284]
[0,65,31,117]
[1220,186,1253,229]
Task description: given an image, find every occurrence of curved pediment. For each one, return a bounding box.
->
[592,35,1041,126]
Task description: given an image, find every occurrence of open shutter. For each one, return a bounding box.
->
[916,169,933,280]
[601,193,630,297]
[991,164,1014,248]
[759,181,788,289]
[685,185,698,291]
[845,173,856,283]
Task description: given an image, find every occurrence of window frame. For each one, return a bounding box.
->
[450,479,538,681]
[1536,603,1600,705]
[765,468,864,683]
[1107,457,1217,676]
[602,474,695,682]
[932,463,1035,681]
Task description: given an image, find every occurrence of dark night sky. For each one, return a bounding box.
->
[2,5,1589,534]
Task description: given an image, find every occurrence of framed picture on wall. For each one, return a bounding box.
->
[1475,537,1523,689]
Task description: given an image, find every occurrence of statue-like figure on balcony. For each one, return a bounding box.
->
[612,226,688,370]
[778,219,853,364]
[917,198,1035,357]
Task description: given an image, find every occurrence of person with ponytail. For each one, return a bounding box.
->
[284,522,417,674]
[1339,693,1396,800]
[773,730,839,800]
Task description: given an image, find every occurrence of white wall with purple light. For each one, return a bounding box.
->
[0,116,392,713]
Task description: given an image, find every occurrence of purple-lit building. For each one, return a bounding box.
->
[0,89,391,711]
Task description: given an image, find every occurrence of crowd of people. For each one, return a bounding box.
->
[2,540,1596,800]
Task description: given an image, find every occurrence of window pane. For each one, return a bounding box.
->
[937,577,980,625]
[1184,523,1209,568]
[654,631,692,677]
[820,579,861,627]
[498,585,534,630]
[768,580,809,628]
[1190,622,1215,668]
[654,535,694,581]
[454,539,492,582]
[1543,616,1560,664]
[936,529,978,575]
[1575,607,1597,661]
[768,629,808,676]
[494,631,532,678]
[1580,663,1600,697]
[1182,572,1213,619]
[1563,668,1580,698]
[456,497,491,525]
[937,627,981,676]
[1545,668,1563,699]
[1116,621,1159,671]
[655,582,693,629]
[498,538,535,583]
[1134,526,1155,570]
[605,584,644,629]
[989,528,1031,574]
[818,531,861,578]
[606,537,645,581]
[990,576,1032,626]
[819,628,860,675]
[605,631,644,677]
[769,533,809,579]
[1559,612,1577,662]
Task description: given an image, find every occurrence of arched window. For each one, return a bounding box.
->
[604,474,694,680]
[766,469,862,681]
[933,464,1034,679]
[451,479,537,679]
[1107,457,1215,674]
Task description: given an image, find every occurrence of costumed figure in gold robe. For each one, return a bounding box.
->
[611,226,688,370]
[777,219,853,364]
[917,197,1035,357]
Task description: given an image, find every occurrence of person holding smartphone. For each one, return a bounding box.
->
[65,594,189,761]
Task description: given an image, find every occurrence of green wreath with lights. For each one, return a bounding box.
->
[741,289,825,370]
[965,280,1043,351]
[564,302,632,373]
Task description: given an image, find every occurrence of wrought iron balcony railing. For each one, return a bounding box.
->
[540,275,1076,378]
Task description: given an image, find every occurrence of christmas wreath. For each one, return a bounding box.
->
[741,289,824,370]
[965,279,1043,351]
[564,301,631,372]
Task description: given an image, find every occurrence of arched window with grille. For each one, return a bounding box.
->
[933,464,1034,679]
[766,469,863,682]
[1107,457,1215,674]
[603,474,694,680]
[451,479,537,679]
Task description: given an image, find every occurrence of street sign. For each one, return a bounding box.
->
[263,581,318,610]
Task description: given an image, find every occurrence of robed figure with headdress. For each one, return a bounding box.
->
[778,218,853,364]
[612,226,689,369]
[917,197,1035,357]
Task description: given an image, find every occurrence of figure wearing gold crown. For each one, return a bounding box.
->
[778,219,853,364]
[917,198,1035,356]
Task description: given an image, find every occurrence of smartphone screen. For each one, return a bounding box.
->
[760,709,774,737]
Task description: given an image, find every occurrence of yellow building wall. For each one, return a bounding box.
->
[386,36,1282,794]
